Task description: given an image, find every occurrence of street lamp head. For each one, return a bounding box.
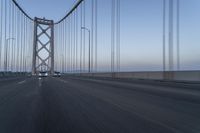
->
[81,27,90,32]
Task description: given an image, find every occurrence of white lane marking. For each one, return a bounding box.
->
[80,78,105,83]
[38,78,42,87]
[18,80,26,84]
[51,77,68,83]
[58,79,68,84]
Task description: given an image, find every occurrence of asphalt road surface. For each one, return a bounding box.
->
[0,76,200,133]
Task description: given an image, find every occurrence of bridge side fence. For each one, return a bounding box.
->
[66,71,200,82]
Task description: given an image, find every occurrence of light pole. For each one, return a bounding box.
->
[4,38,15,72]
[61,54,64,73]
[25,56,30,73]
[81,27,91,73]
[11,39,16,72]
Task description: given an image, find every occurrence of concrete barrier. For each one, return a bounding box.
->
[0,72,31,77]
[77,71,200,82]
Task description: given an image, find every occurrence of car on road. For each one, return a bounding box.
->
[38,71,48,77]
[53,72,61,77]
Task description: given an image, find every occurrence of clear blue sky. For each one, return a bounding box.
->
[16,0,77,22]
[16,0,200,72]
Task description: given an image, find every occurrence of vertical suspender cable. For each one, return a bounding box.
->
[63,21,65,72]
[0,0,4,70]
[11,2,13,71]
[70,16,73,72]
[163,0,166,72]
[67,18,69,72]
[60,24,62,72]
[177,0,180,70]
[54,25,56,71]
[20,13,23,72]
[76,9,78,72]
[11,1,14,71]
[62,22,64,73]
[17,11,20,72]
[118,0,121,72]
[13,3,16,71]
[64,20,68,73]
[80,4,83,73]
[74,12,76,72]
[111,0,113,73]
[14,4,17,72]
[4,0,7,71]
[59,24,62,72]
[95,0,98,72]
[57,25,60,71]
[83,1,86,72]
[59,24,60,71]
[57,24,59,71]
[8,0,11,71]
[57,25,59,71]
[169,0,174,71]
[0,0,3,70]
[72,14,74,73]
[25,18,27,72]
[68,17,70,72]
[63,21,65,73]
[64,20,67,73]
[111,0,115,73]
[70,16,72,72]
[116,0,118,72]
[57,24,59,72]
[116,0,120,72]
[91,0,94,73]
[21,13,25,72]
[62,22,64,72]
[69,17,71,72]
[55,25,58,71]
[25,17,27,72]
[30,20,32,71]
[16,9,19,72]
[63,22,64,73]
[73,12,76,72]
[19,13,21,72]
[61,22,63,72]
[23,15,26,72]
[71,15,73,72]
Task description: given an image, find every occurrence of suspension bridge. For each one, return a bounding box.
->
[0,0,200,133]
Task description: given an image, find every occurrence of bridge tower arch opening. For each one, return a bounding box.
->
[32,17,54,76]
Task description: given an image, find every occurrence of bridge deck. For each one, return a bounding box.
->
[0,76,200,133]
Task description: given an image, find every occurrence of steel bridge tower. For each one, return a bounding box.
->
[32,17,54,75]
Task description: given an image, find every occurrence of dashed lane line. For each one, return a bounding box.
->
[57,78,69,84]
[17,80,26,85]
